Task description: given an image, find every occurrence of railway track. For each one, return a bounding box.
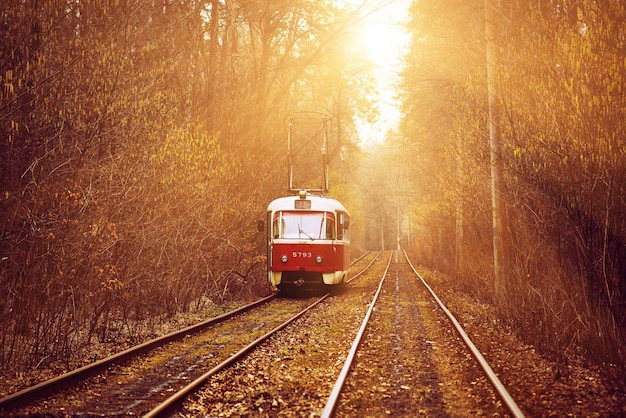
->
[172,251,392,416]
[2,251,526,416]
[0,294,276,410]
[324,250,524,417]
[0,252,378,416]
[161,250,524,416]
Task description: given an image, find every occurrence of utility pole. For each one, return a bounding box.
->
[397,205,401,251]
[485,0,507,300]
[381,215,385,251]
[455,144,464,276]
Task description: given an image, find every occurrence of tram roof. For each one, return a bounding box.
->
[267,194,348,214]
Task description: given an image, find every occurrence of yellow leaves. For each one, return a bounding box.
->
[90,222,101,237]
[3,69,15,96]
[96,264,122,292]
[154,125,240,194]
[90,219,117,237]
[5,119,19,145]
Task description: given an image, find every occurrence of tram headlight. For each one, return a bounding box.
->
[316,255,323,264]
[281,255,288,263]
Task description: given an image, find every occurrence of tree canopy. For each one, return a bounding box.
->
[400,0,626,369]
[0,0,379,370]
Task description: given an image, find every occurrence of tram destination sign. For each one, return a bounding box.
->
[294,199,311,210]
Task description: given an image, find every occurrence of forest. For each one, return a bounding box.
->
[1,0,625,386]
[399,0,626,379]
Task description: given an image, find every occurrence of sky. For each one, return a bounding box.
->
[348,0,412,145]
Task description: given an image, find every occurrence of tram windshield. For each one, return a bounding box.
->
[273,211,335,240]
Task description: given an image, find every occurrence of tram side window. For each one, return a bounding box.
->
[337,212,349,240]
[325,215,335,240]
[272,213,283,239]
[337,213,343,240]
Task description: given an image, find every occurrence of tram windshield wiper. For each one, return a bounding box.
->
[298,224,315,241]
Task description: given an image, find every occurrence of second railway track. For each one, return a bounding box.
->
[327,251,523,416]
[4,296,314,416]
[1,252,378,416]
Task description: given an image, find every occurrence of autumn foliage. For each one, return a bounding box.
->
[401,0,626,376]
[0,0,367,372]
[3,0,624,386]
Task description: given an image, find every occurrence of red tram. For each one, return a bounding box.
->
[265,191,350,293]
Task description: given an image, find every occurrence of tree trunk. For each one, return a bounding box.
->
[485,0,508,300]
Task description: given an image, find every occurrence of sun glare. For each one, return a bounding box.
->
[345,0,412,146]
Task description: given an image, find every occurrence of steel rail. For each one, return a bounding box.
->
[145,251,381,417]
[346,251,380,282]
[0,294,276,411]
[2,252,376,415]
[145,292,331,417]
[321,251,392,418]
[350,250,371,265]
[403,249,525,418]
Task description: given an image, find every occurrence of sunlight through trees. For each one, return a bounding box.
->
[0,0,380,370]
[400,0,626,370]
[1,0,625,382]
